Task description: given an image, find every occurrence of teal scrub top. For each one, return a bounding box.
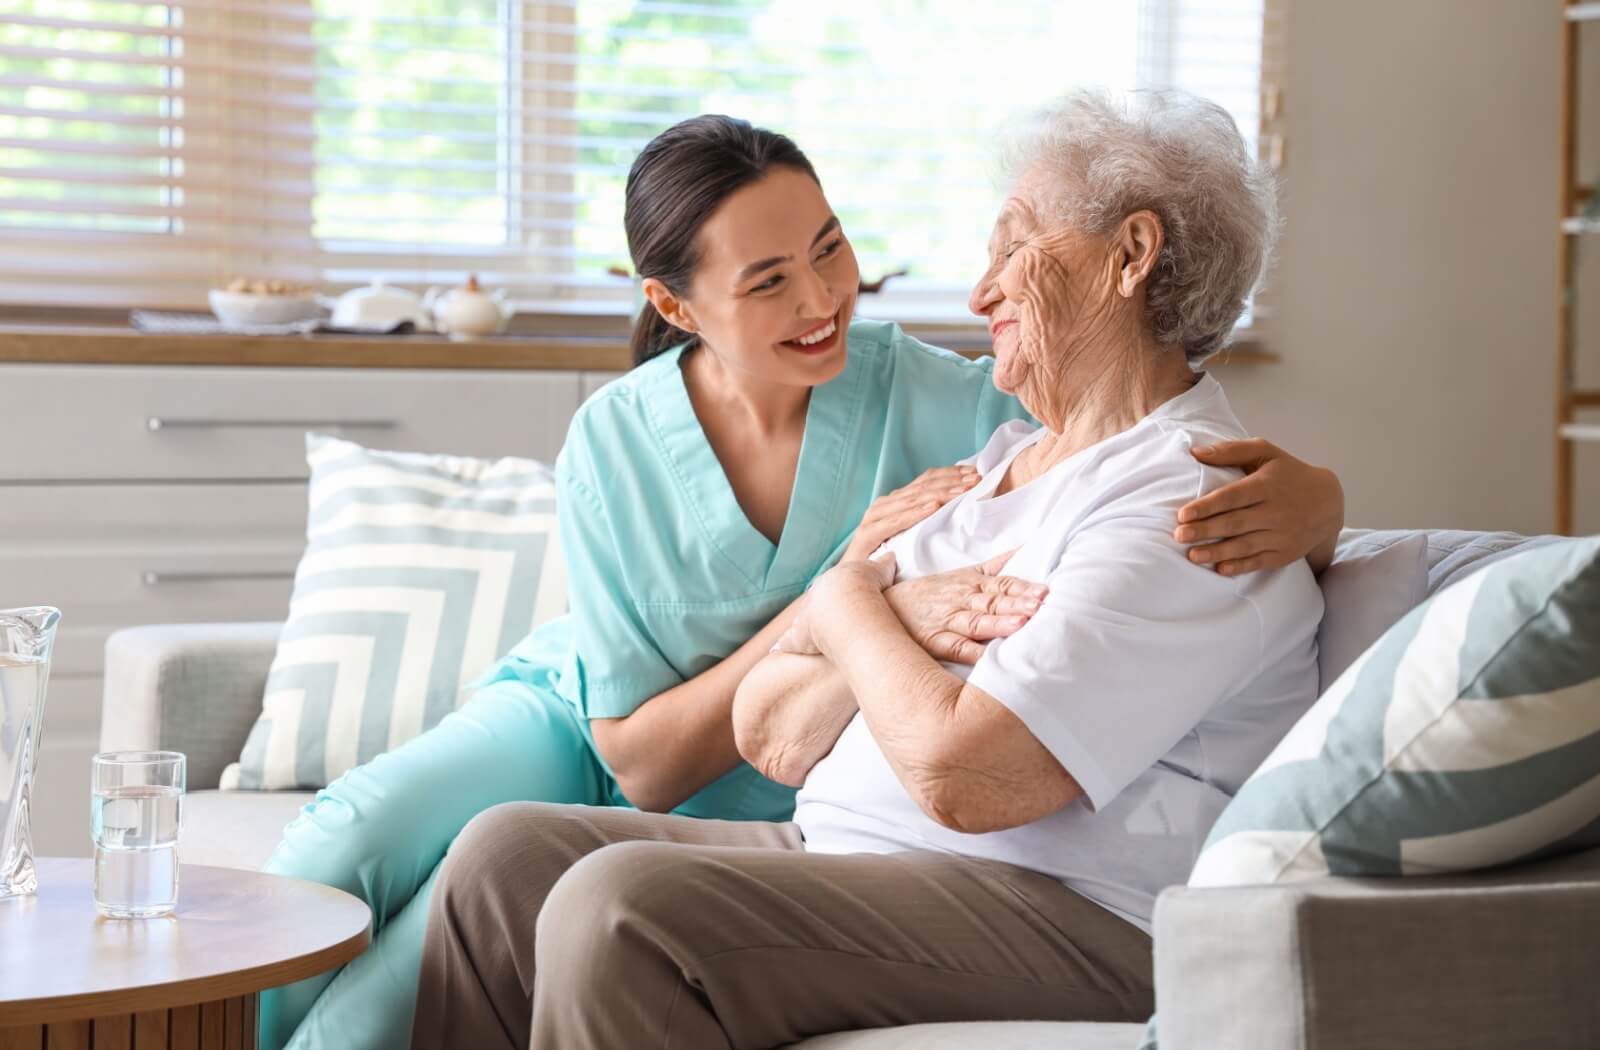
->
[483,319,1031,821]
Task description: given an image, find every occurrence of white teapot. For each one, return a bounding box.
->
[426,275,511,340]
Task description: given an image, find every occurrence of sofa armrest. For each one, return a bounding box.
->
[1154,848,1600,1050]
[102,623,283,790]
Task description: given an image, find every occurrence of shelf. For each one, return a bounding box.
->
[1559,3,1590,534]
[1560,423,1600,442]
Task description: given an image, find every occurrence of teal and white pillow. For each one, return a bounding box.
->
[1140,535,1600,1049]
[221,435,566,791]
[1191,535,1600,885]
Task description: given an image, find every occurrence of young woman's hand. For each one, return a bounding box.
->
[1177,439,1346,576]
[884,552,1048,665]
[840,465,981,563]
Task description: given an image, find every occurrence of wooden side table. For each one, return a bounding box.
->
[0,858,370,1049]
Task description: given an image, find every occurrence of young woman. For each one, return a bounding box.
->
[260,115,1344,1050]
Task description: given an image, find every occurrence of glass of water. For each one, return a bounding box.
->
[91,751,185,918]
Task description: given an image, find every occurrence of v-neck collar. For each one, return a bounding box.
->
[643,340,867,592]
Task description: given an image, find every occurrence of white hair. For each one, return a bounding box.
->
[1002,89,1280,362]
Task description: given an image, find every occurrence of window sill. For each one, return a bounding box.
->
[0,322,1279,371]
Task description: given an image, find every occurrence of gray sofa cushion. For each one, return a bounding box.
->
[102,622,282,790]
[1341,527,1566,598]
[792,1021,1147,1049]
[1316,529,1563,693]
[1316,532,1428,690]
[180,789,313,870]
[1154,847,1600,1050]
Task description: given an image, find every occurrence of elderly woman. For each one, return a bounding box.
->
[407,90,1322,1050]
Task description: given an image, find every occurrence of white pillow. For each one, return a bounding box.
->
[1195,535,1600,886]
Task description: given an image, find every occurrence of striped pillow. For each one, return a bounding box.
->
[221,434,566,791]
[1140,536,1600,1049]
[1189,535,1600,885]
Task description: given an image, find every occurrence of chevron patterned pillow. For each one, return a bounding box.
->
[1188,535,1600,885]
[1140,535,1600,1050]
[221,434,566,791]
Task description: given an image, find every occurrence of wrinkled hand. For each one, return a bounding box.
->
[775,553,1048,666]
[885,551,1047,665]
[841,466,981,563]
[1177,439,1346,576]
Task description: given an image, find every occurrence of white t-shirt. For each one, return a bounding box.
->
[794,375,1323,931]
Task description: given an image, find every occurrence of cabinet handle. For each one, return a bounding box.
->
[142,570,297,586]
[146,417,398,432]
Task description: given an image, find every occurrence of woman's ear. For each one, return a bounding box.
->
[1115,210,1164,298]
[641,277,698,334]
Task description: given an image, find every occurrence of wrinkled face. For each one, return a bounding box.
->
[673,167,861,388]
[966,165,1117,402]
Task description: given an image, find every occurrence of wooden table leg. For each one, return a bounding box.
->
[1,995,259,1050]
[0,1025,43,1050]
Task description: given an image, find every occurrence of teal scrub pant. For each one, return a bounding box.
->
[257,678,613,1050]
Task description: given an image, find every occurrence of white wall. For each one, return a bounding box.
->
[1218,0,1594,536]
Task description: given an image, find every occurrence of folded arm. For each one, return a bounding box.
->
[590,596,804,813]
[735,555,1048,792]
[733,651,858,787]
[800,564,1081,833]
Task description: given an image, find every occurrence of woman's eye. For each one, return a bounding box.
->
[1003,241,1024,260]
[751,275,783,293]
[816,238,843,260]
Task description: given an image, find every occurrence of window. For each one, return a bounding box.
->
[1,0,1273,323]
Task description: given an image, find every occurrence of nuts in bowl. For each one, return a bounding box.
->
[209,278,325,326]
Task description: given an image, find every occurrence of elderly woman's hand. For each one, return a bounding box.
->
[885,552,1047,664]
[776,553,1046,665]
[841,466,982,564]
[1176,439,1345,576]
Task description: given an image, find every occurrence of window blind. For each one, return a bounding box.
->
[1,0,1271,319]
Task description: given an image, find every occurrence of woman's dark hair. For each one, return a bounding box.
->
[625,115,820,366]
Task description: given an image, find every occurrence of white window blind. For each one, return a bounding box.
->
[1,0,1270,319]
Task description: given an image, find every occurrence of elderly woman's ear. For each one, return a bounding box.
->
[1114,210,1163,298]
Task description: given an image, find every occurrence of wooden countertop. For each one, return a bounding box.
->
[0,325,1279,371]
[0,325,634,370]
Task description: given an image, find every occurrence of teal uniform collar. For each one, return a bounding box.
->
[640,334,871,594]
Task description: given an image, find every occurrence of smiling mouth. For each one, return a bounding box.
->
[781,309,843,354]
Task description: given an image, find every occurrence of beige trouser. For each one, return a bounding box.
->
[408,802,1153,1050]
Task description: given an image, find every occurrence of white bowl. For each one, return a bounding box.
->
[208,289,325,327]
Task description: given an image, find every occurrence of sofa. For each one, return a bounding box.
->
[99,528,1600,1049]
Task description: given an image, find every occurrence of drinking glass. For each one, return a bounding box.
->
[91,751,185,918]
